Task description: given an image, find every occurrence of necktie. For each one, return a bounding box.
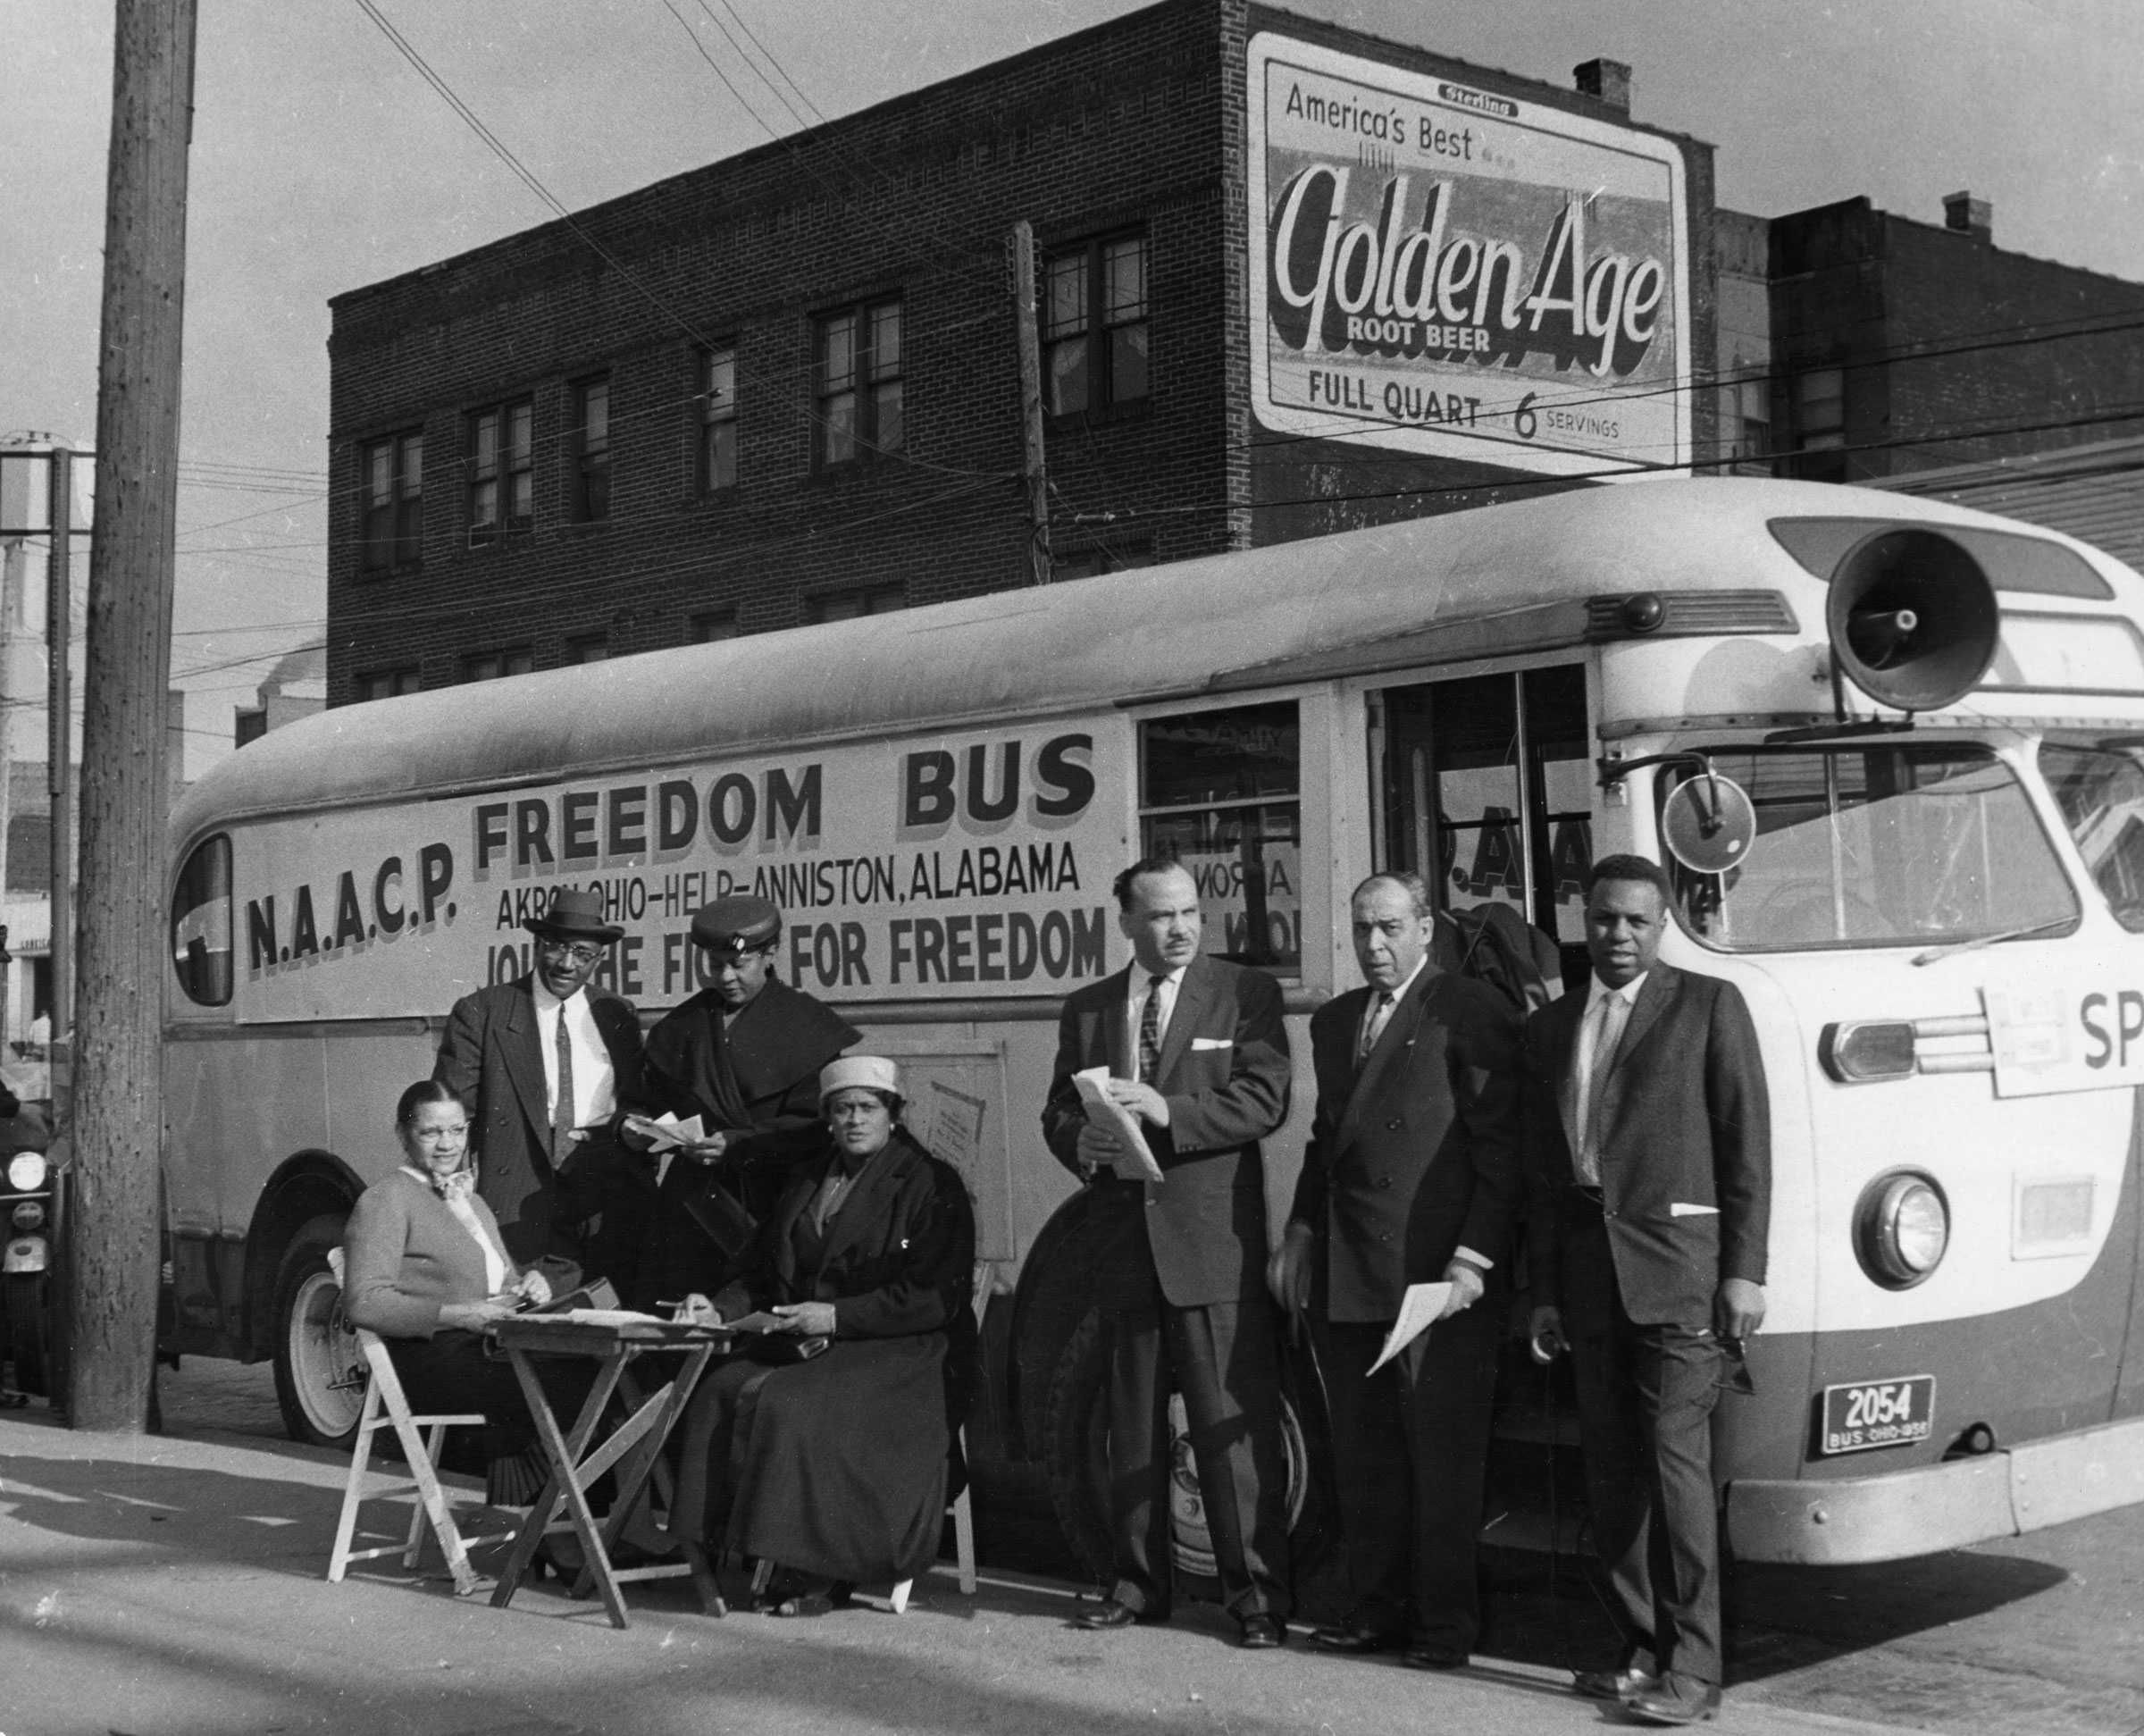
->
[552,1002,576,1164]
[1138,974,1166,1083]
[1357,991,1396,1065]
[1578,991,1628,1184]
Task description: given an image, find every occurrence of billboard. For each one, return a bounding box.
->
[1248,34,1692,477]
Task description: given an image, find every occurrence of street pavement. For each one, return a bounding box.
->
[0,1394,1929,1736]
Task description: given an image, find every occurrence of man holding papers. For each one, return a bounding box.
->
[1523,855,1771,1727]
[1042,856,1294,1649]
[1269,871,1523,1671]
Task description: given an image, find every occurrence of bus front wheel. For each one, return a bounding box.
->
[271,1213,366,1449]
[1043,1306,1338,1607]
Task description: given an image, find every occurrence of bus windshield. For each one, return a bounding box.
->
[2039,738,2144,933]
[1662,745,2078,952]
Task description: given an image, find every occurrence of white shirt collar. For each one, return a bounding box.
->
[532,978,581,1015]
[1370,954,1428,1004]
[1133,961,1191,994]
[1587,969,1647,1011]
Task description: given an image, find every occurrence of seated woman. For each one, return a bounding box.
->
[669,1055,976,1614]
[341,1078,566,1505]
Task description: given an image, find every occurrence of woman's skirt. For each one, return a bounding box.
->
[381,1329,590,1505]
[674,1332,951,1585]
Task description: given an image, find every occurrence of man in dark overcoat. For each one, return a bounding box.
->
[606,895,858,1305]
[1041,856,1294,1649]
[1269,871,1523,1669]
[1525,853,1771,1727]
[433,885,644,1280]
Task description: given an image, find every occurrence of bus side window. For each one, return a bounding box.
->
[172,834,234,1007]
[1139,700,1302,972]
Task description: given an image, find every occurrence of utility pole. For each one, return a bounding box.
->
[1009,221,1052,586]
[67,0,198,1432]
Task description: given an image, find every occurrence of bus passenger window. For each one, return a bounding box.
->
[1662,748,2077,952]
[171,834,235,1007]
[1140,701,1301,971]
[2039,741,2144,932]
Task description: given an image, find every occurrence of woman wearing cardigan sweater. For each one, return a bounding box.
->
[341,1078,565,1503]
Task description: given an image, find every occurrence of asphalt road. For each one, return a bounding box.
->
[143,1357,2144,1734]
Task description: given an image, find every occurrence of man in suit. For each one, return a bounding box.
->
[607,895,858,1307]
[1526,853,1771,1727]
[1269,872,1523,1669]
[434,885,644,1281]
[1041,856,1294,1648]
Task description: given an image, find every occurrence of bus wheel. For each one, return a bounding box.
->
[271,1213,365,1449]
[4,1272,46,1395]
[1043,1307,1332,1601]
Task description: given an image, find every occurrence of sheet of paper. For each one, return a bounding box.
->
[1367,1281,1452,1376]
[1073,1066,1164,1184]
[630,1111,706,1153]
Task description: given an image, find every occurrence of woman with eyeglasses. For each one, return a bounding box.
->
[340,1078,581,1505]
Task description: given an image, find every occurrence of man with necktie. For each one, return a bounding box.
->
[1269,872,1522,1670]
[1524,854,1771,1727]
[1041,856,1294,1648]
[433,886,645,1283]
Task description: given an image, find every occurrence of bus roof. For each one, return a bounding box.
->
[172,478,2140,841]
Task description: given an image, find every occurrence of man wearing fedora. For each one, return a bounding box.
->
[433,886,646,1283]
[612,894,859,1304]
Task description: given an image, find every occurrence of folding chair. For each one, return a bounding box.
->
[888,1258,994,1614]
[322,1249,516,1597]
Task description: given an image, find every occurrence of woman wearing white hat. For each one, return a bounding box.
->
[667,1055,976,1614]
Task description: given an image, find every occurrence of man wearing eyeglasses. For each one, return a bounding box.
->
[433,885,646,1284]
[616,895,859,1304]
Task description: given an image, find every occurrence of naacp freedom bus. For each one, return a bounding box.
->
[163,478,2144,1574]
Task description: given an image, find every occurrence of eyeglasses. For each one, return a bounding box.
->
[536,938,604,966]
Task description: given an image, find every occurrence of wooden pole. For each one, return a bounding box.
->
[67,0,198,1432]
[1010,222,1052,586]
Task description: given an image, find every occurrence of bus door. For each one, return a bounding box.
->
[1368,664,1593,987]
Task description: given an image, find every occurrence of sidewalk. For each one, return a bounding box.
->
[1,1406,1923,1736]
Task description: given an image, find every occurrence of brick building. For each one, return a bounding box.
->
[1768,192,2144,483]
[324,0,1719,704]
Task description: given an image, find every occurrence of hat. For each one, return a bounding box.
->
[524,886,624,943]
[819,1055,901,1102]
[691,894,783,956]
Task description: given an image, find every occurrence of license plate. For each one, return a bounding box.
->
[1819,1375,1936,1455]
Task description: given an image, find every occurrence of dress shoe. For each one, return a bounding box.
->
[1309,1623,1403,1656]
[1624,1673,1722,1726]
[1076,1597,1165,1631]
[1237,1613,1286,1649]
[1401,1640,1469,1671]
[1572,1665,1661,1702]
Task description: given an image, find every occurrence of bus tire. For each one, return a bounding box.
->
[1043,1305,1336,1604]
[4,1271,46,1395]
[271,1213,366,1449]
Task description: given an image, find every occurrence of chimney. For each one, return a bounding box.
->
[1943,190,1992,242]
[1574,58,1632,113]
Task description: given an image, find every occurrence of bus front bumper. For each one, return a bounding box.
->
[1727,1413,2144,1564]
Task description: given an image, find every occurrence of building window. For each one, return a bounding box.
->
[1794,367,1844,450]
[354,667,420,701]
[565,633,610,664]
[360,432,423,572]
[463,647,534,683]
[701,346,738,491]
[469,399,532,543]
[571,376,611,523]
[817,299,902,465]
[808,583,906,623]
[690,608,739,642]
[1043,233,1150,416]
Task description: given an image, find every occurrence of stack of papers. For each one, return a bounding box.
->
[1073,1067,1165,1183]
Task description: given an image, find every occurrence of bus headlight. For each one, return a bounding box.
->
[1856,1171,1948,1288]
[5,1152,46,1192]
[1822,1021,1916,1083]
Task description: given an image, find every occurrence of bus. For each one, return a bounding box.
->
[162,475,2144,1580]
